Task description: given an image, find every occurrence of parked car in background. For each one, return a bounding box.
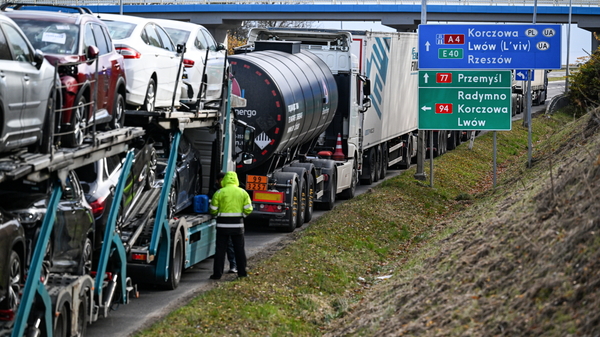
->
[0,171,95,276]
[75,140,156,253]
[154,132,201,219]
[100,14,183,112]
[0,208,26,322]
[153,19,227,110]
[0,13,58,154]
[3,4,127,147]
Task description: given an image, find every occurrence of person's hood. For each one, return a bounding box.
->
[221,171,239,187]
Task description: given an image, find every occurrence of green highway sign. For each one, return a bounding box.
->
[418,70,513,131]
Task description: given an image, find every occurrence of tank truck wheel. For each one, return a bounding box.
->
[303,173,314,222]
[296,177,307,227]
[283,180,299,233]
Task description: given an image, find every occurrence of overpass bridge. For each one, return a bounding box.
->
[12,0,600,48]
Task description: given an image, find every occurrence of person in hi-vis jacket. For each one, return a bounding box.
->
[209,171,252,279]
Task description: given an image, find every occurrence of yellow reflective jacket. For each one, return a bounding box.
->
[209,172,252,227]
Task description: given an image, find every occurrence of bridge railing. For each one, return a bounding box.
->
[8,0,599,5]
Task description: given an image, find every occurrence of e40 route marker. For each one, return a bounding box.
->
[418,24,561,70]
[418,70,513,131]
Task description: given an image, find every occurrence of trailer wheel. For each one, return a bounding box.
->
[53,304,69,337]
[380,144,388,180]
[296,177,307,226]
[76,290,89,336]
[165,230,183,290]
[360,148,376,185]
[304,173,314,222]
[283,181,299,233]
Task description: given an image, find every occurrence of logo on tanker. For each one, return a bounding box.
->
[366,37,390,120]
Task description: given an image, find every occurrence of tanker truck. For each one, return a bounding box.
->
[230,28,421,232]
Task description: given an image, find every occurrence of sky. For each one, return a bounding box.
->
[317,21,592,66]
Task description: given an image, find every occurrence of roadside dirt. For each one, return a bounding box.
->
[323,109,600,336]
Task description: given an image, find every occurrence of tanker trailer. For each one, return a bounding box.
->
[229,41,342,232]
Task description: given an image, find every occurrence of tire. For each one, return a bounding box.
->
[6,251,22,312]
[399,140,412,170]
[144,78,157,112]
[145,146,157,190]
[373,146,381,182]
[40,88,56,154]
[319,170,337,211]
[360,148,376,185]
[78,238,92,276]
[303,173,314,222]
[65,95,87,147]
[53,305,68,337]
[167,183,177,220]
[339,166,357,200]
[76,291,89,337]
[380,145,388,180]
[165,230,183,290]
[296,177,306,226]
[41,238,52,283]
[282,181,299,233]
[110,92,125,130]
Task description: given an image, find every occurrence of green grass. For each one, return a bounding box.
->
[135,111,573,337]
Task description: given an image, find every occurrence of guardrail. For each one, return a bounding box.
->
[8,0,599,6]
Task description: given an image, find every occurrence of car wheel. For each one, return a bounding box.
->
[144,79,156,112]
[145,146,157,190]
[65,95,88,147]
[167,183,177,220]
[110,92,125,130]
[7,251,22,312]
[39,88,56,154]
[78,238,92,276]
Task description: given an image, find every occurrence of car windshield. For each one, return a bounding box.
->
[103,20,136,40]
[163,27,189,46]
[12,19,79,55]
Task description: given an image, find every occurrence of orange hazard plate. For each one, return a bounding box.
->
[246,175,268,191]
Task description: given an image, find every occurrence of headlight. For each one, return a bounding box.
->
[14,209,45,226]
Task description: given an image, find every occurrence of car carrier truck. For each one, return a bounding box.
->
[229,28,430,232]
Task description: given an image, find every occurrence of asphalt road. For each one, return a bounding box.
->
[88,80,566,337]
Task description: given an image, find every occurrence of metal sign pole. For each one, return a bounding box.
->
[430,130,434,188]
[414,0,428,182]
[493,131,497,188]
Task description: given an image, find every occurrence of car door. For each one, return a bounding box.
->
[0,23,26,148]
[83,22,108,115]
[200,27,225,102]
[53,171,93,274]
[153,24,180,104]
[2,21,48,147]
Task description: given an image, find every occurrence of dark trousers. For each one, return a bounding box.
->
[213,227,247,277]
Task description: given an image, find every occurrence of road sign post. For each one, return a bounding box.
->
[418,70,513,131]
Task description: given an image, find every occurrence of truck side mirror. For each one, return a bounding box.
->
[363,79,371,96]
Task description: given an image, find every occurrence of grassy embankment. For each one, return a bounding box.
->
[135,111,573,337]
